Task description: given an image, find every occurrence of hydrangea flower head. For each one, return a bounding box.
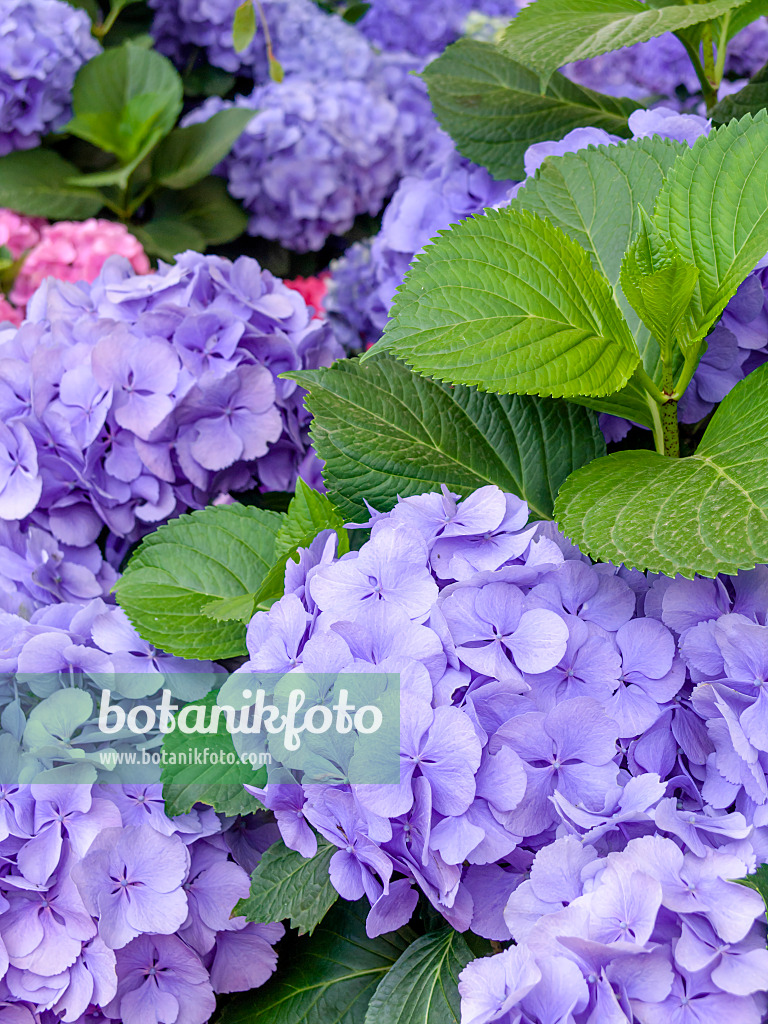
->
[0,0,100,154]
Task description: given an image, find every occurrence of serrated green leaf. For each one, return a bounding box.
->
[152,177,248,246]
[0,150,104,220]
[422,38,640,179]
[653,111,768,344]
[290,354,605,521]
[235,840,338,936]
[64,42,183,162]
[201,592,257,623]
[233,0,257,52]
[380,205,639,400]
[152,107,254,189]
[511,134,686,423]
[620,209,700,361]
[500,0,750,85]
[66,128,164,190]
[252,479,349,609]
[554,362,768,577]
[114,503,284,659]
[711,60,768,124]
[363,929,473,1024]
[734,863,768,912]
[160,689,266,817]
[217,899,411,1024]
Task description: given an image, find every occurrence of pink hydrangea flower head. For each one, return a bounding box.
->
[10,219,151,306]
[0,208,46,259]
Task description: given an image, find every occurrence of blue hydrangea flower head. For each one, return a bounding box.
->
[0,0,100,155]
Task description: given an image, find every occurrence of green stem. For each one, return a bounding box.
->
[93,5,122,39]
[647,395,666,455]
[679,33,718,113]
[714,13,731,83]
[660,366,680,458]
[701,23,716,84]
[634,364,667,405]
[672,342,704,399]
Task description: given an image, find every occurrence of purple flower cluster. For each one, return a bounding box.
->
[183,81,404,252]
[238,482,768,1019]
[0,250,342,547]
[325,143,515,348]
[356,0,519,56]
[0,784,283,1023]
[150,0,376,83]
[0,0,100,156]
[565,20,768,104]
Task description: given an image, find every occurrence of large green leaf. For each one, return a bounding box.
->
[512,134,686,422]
[500,0,750,84]
[653,111,768,345]
[131,218,206,261]
[735,863,768,912]
[379,206,639,400]
[235,840,338,936]
[363,929,473,1024]
[290,355,605,521]
[65,41,183,161]
[554,362,768,577]
[217,900,412,1024]
[113,504,284,659]
[421,38,639,180]
[161,689,266,817]
[711,61,768,124]
[0,150,104,220]
[152,107,254,189]
[152,177,248,246]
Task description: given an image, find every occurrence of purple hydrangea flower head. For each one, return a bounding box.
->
[0,0,100,155]
[150,0,375,82]
[183,80,402,252]
[357,0,519,56]
[0,252,342,545]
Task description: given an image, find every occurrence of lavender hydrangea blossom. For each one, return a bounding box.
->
[0,251,343,546]
[183,80,403,252]
[233,482,768,1022]
[150,0,376,82]
[0,0,100,156]
[356,0,519,56]
[0,783,285,1023]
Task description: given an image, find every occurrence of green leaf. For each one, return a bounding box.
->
[251,478,349,609]
[65,42,183,162]
[114,503,285,659]
[0,150,104,219]
[66,128,164,190]
[160,689,266,817]
[152,177,248,246]
[131,218,206,261]
[343,2,371,22]
[734,863,768,911]
[711,60,768,124]
[554,362,768,578]
[235,840,338,936]
[200,592,257,623]
[363,929,473,1024]
[216,899,411,1024]
[152,107,254,189]
[619,208,700,361]
[380,205,639,400]
[233,0,257,52]
[511,134,686,422]
[290,354,605,521]
[422,38,640,179]
[500,0,750,85]
[65,0,100,20]
[269,56,285,82]
[653,110,768,344]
